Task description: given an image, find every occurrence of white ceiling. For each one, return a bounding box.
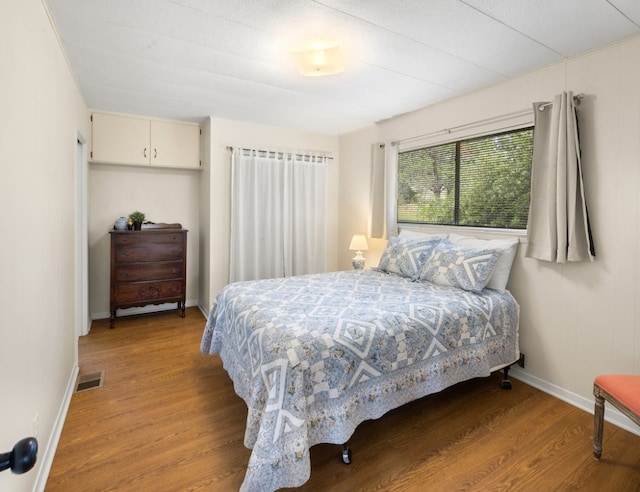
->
[46,0,640,135]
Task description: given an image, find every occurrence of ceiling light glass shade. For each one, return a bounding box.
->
[296,45,344,77]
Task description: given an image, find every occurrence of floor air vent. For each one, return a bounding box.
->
[75,371,105,393]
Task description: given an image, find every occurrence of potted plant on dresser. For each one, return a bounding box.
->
[128,210,145,230]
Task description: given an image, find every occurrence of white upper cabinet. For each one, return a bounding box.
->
[91,113,150,166]
[90,112,201,169]
[149,119,200,168]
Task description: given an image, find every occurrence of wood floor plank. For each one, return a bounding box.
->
[46,308,640,491]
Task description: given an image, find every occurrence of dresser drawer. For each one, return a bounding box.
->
[113,261,182,282]
[113,280,184,304]
[114,242,184,263]
[114,232,184,246]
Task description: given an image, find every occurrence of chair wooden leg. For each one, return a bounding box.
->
[593,392,604,460]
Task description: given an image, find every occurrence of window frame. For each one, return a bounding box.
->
[395,118,534,235]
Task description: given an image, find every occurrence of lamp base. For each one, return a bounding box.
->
[351,251,365,270]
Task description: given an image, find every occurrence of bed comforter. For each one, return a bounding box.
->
[201,269,519,491]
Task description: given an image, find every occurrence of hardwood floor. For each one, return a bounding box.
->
[46,308,640,491]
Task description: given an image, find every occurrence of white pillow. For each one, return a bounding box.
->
[398,229,448,241]
[448,233,519,291]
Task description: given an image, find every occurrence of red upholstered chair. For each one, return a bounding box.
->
[593,375,640,460]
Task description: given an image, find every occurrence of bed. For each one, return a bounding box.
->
[201,236,520,491]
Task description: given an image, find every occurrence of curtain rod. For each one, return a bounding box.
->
[391,93,585,147]
[537,93,584,112]
[390,107,533,147]
[226,146,333,160]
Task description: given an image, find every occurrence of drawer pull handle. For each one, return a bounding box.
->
[154,148,157,159]
[144,147,147,158]
[139,285,161,298]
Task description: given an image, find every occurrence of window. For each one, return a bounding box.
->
[397,127,534,229]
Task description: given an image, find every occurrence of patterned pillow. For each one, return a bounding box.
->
[418,240,500,293]
[448,233,518,291]
[378,236,442,279]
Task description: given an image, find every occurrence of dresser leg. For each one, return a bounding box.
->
[180,301,186,318]
[110,311,115,329]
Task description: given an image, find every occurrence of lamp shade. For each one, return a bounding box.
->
[349,234,369,251]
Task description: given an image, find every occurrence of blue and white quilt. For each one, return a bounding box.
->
[201,270,519,492]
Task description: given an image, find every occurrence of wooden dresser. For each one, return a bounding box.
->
[109,229,187,328]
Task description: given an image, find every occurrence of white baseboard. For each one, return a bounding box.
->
[32,363,79,492]
[91,299,200,321]
[510,367,640,437]
[197,302,210,319]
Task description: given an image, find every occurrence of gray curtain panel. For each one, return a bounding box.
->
[369,142,386,239]
[525,92,595,263]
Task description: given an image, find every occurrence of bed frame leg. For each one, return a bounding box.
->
[500,353,525,390]
[341,443,352,465]
[501,365,513,390]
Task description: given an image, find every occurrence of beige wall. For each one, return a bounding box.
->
[199,118,340,312]
[338,35,640,429]
[0,1,89,490]
[337,125,387,270]
[88,162,201,318]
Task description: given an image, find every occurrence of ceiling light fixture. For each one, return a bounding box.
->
[296,44,344,77]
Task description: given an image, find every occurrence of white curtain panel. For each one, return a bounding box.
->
[287,154,327,276]
[230,148,327,283]
[525,92,595,263]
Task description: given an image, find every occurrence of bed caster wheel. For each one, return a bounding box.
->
[342,445,352,465]
[501,379,512,390]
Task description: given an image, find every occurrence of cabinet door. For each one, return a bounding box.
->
[91,113,150,165]
[150,120,201,169]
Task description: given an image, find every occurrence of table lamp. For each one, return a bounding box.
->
[349,234,369,270]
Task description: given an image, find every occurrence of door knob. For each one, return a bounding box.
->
[0,437,38,474]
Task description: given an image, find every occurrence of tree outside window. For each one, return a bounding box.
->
[397,127,533,229]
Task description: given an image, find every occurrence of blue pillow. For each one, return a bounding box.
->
[418,240,500,292]
[378,237,441,279]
